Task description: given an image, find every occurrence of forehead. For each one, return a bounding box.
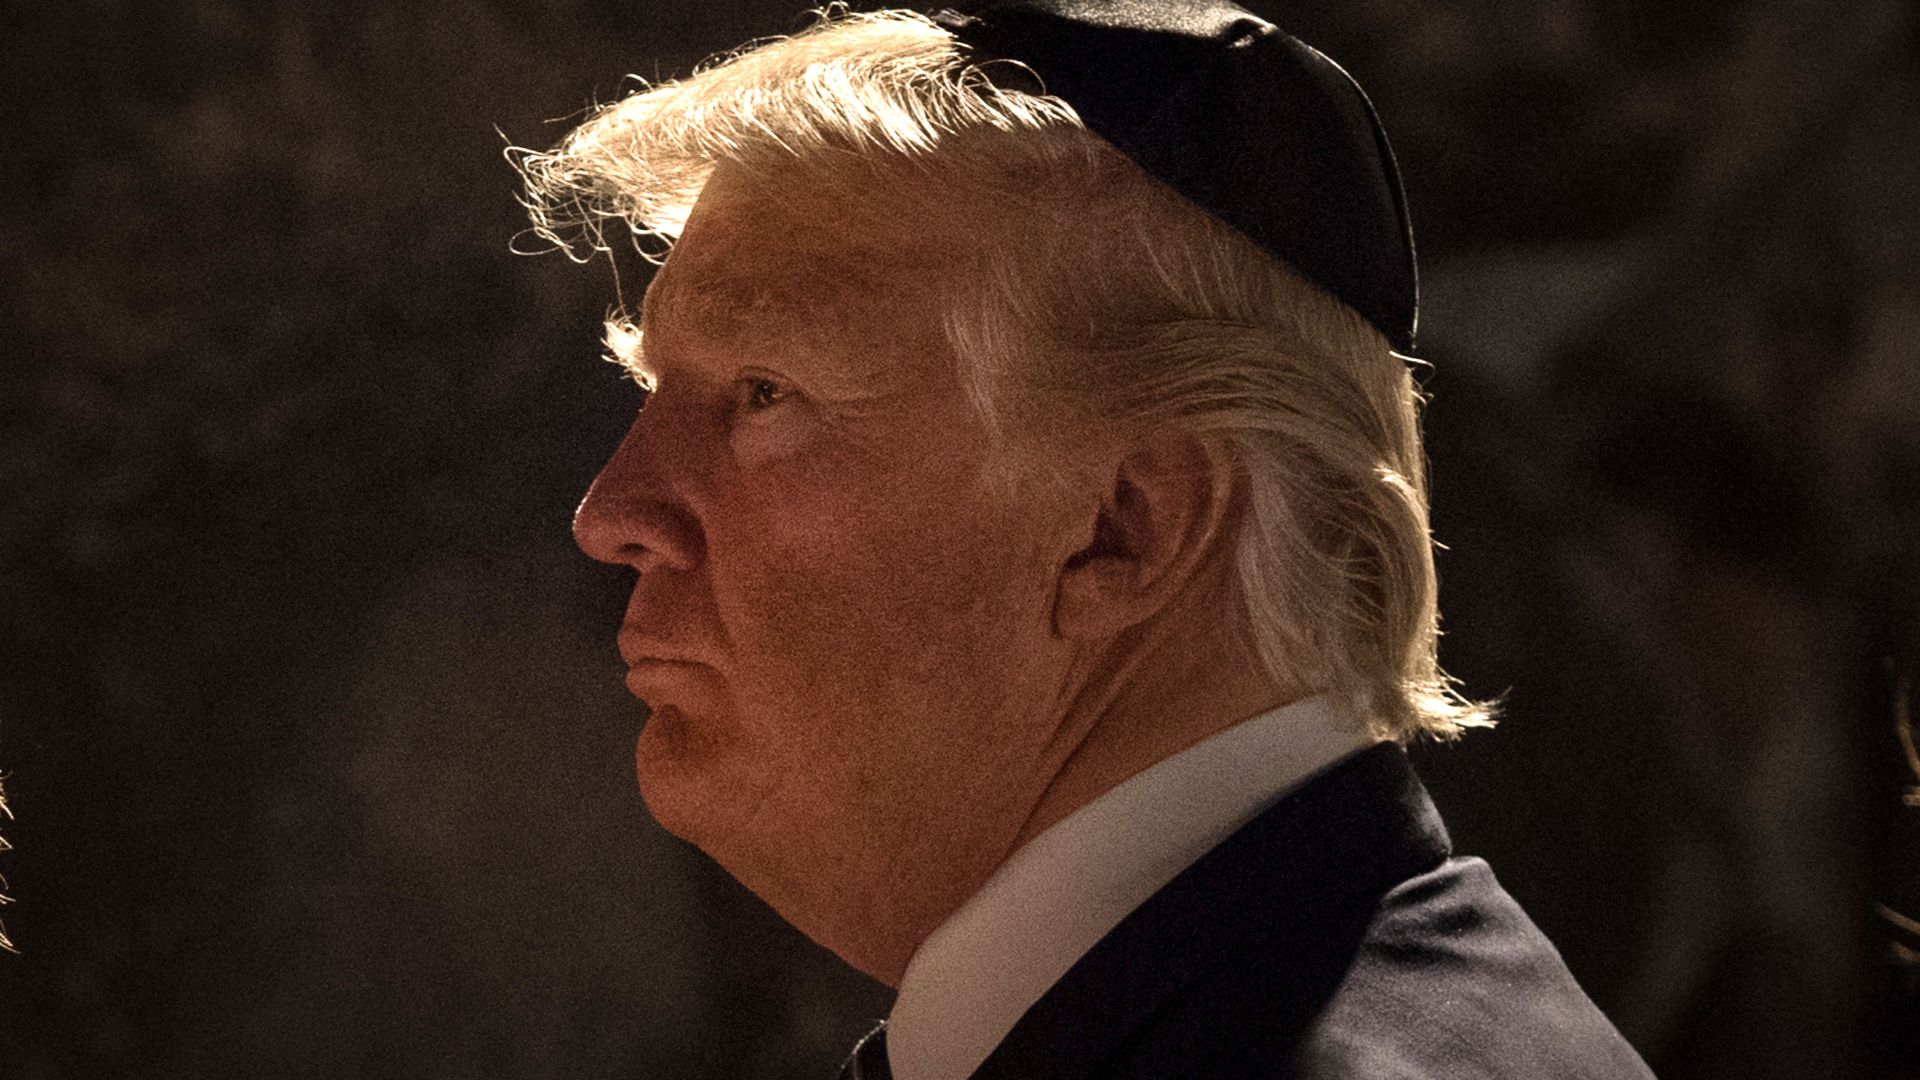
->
[639,164,972,354]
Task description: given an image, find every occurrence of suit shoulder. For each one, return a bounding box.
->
[1099,857,1654,1079]
[1293,856,1656,1079]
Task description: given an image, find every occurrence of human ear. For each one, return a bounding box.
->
[1053,432,1236,641]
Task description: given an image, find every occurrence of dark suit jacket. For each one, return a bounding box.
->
[957,742,1655,1079]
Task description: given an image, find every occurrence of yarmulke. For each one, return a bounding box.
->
[931,0,1419,352]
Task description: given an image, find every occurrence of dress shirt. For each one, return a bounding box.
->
[885,694,1380,1080]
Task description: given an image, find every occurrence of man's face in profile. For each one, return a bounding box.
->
[571,165,1088,974]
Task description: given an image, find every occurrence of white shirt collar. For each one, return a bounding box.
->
[886,694,1379,1080]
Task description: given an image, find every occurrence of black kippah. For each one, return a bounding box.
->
[930,0,1419,353]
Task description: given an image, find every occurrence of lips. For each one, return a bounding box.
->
[622,652,705,671]
[622,655,715,704]
[623,655,704,677]
[617,623,725,712]
[616,631,710,671]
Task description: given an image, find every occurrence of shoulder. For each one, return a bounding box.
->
[977,746,1656,1080]
[1295,856,1654,1079]
[1103,857,1656,1080]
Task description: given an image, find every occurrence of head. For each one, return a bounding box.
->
[518,8,1489,982]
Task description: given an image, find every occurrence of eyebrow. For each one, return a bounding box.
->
[627,259,904,390]
[601,258,793,385]
[601,316,652,387]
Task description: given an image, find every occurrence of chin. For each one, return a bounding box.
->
[632,703,741,842]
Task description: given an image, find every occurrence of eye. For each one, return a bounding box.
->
[725,371,815,462]
[738,375,792,413]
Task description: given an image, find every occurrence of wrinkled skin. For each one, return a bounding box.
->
[572,166,1099,981]
[573,164,1285,983]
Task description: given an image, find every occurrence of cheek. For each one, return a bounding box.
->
[710,447,1062,705]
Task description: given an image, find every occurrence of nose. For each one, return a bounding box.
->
[572,412,704,573]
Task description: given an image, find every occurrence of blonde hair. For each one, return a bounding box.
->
[512,7,1493,740]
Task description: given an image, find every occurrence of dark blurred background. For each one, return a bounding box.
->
[2,1,1916,1077]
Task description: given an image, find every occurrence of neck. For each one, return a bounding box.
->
[1012,577,1304,851]
[860,570,1299,986]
